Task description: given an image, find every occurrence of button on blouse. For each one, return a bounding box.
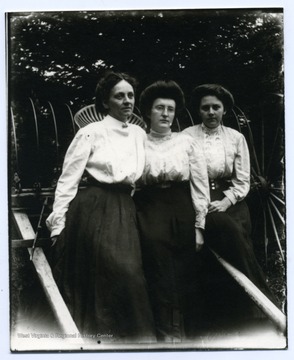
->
[202,124,226,180]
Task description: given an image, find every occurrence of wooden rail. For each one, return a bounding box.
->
[12,210,84,345]
[11,237,50,248]
[210,248,287,333]
[11,207,286,340]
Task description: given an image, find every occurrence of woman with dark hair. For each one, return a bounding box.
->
[134,80,209,342]
[183,83,277,326]
[46,71,156,342]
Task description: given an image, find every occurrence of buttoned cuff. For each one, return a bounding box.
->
[195,211,206,230]
[223,190,237,205]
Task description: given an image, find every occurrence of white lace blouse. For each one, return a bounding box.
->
[183,124,250,204]
[46,115,147,237]
[140,130,210,229]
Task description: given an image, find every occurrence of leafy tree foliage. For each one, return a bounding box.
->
[8,8,284,187]
[9,9,283,104]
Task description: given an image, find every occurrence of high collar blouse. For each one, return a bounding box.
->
[46,115,147,237]
[201,124,226,180]
[140,129,210,229]
[183,124,250,205]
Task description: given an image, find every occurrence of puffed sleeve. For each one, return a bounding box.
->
[188,140,210,229]
[223,134,251,204]
[46,129,93,237]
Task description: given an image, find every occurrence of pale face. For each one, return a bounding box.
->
[149,98,176,133]
[103,80,135,122]
[199,95,226,129]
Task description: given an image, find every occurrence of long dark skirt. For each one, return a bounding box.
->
[202,195,277,327]
[50,185,156,343]
[134,182,204,342]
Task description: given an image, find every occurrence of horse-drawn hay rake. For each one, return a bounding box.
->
[9,95,286,349]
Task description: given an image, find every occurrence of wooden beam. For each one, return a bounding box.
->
[11,238,50,248]
[12,210,84,344]
[209,248,287,333]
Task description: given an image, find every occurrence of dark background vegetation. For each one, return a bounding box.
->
[8,8,286,327]
[8,8,284,186]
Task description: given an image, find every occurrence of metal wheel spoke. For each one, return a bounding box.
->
[270,192,285,206]
[271,187,284,191]
[263,207,268,265]
[261,105,265,175]
[267,202,285,261]
[269,197,285,226]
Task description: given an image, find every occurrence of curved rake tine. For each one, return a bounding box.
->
[175,117,181,132]
[48,101,60,162]
[251,166,259,178]
[270,192,285,206]
[265,128,282,178]
[235,105,262,176]
[29,97,40,150]
[134,105,143,117]
[133,106,147,130]
[267,202,285,261]
[269,197,285,226]
[265,95,284,177]
[65,103,76,135]
[10,106,20,174]
[29,98,42,188]
[185,107,195,126]
[231,108,242,132]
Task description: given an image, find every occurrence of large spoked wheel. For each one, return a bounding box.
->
[231,94,285,265]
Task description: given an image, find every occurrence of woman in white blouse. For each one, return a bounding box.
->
[46,71,156,342]
[183,84,277,326]
[134,80,210,342]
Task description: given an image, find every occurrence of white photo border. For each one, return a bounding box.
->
[1,0,293,359]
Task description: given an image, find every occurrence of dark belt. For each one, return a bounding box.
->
[145,180,189,190]
[209,178,231,201]
[86,177,134,194]
[209,178,231,191]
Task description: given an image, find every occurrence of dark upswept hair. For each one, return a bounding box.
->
[191,84,235,113]
[139,80,185,122]
[95,71,138,115]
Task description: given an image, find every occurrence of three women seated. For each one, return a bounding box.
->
[47,71,277,343]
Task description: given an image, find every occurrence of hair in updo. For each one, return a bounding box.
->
[139,80,185,124]
[191,84,234,113]
[95,71,138,115]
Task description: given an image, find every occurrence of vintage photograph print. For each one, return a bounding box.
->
[8,8,287,352]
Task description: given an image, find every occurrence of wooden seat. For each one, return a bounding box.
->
[74,104,147,130]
